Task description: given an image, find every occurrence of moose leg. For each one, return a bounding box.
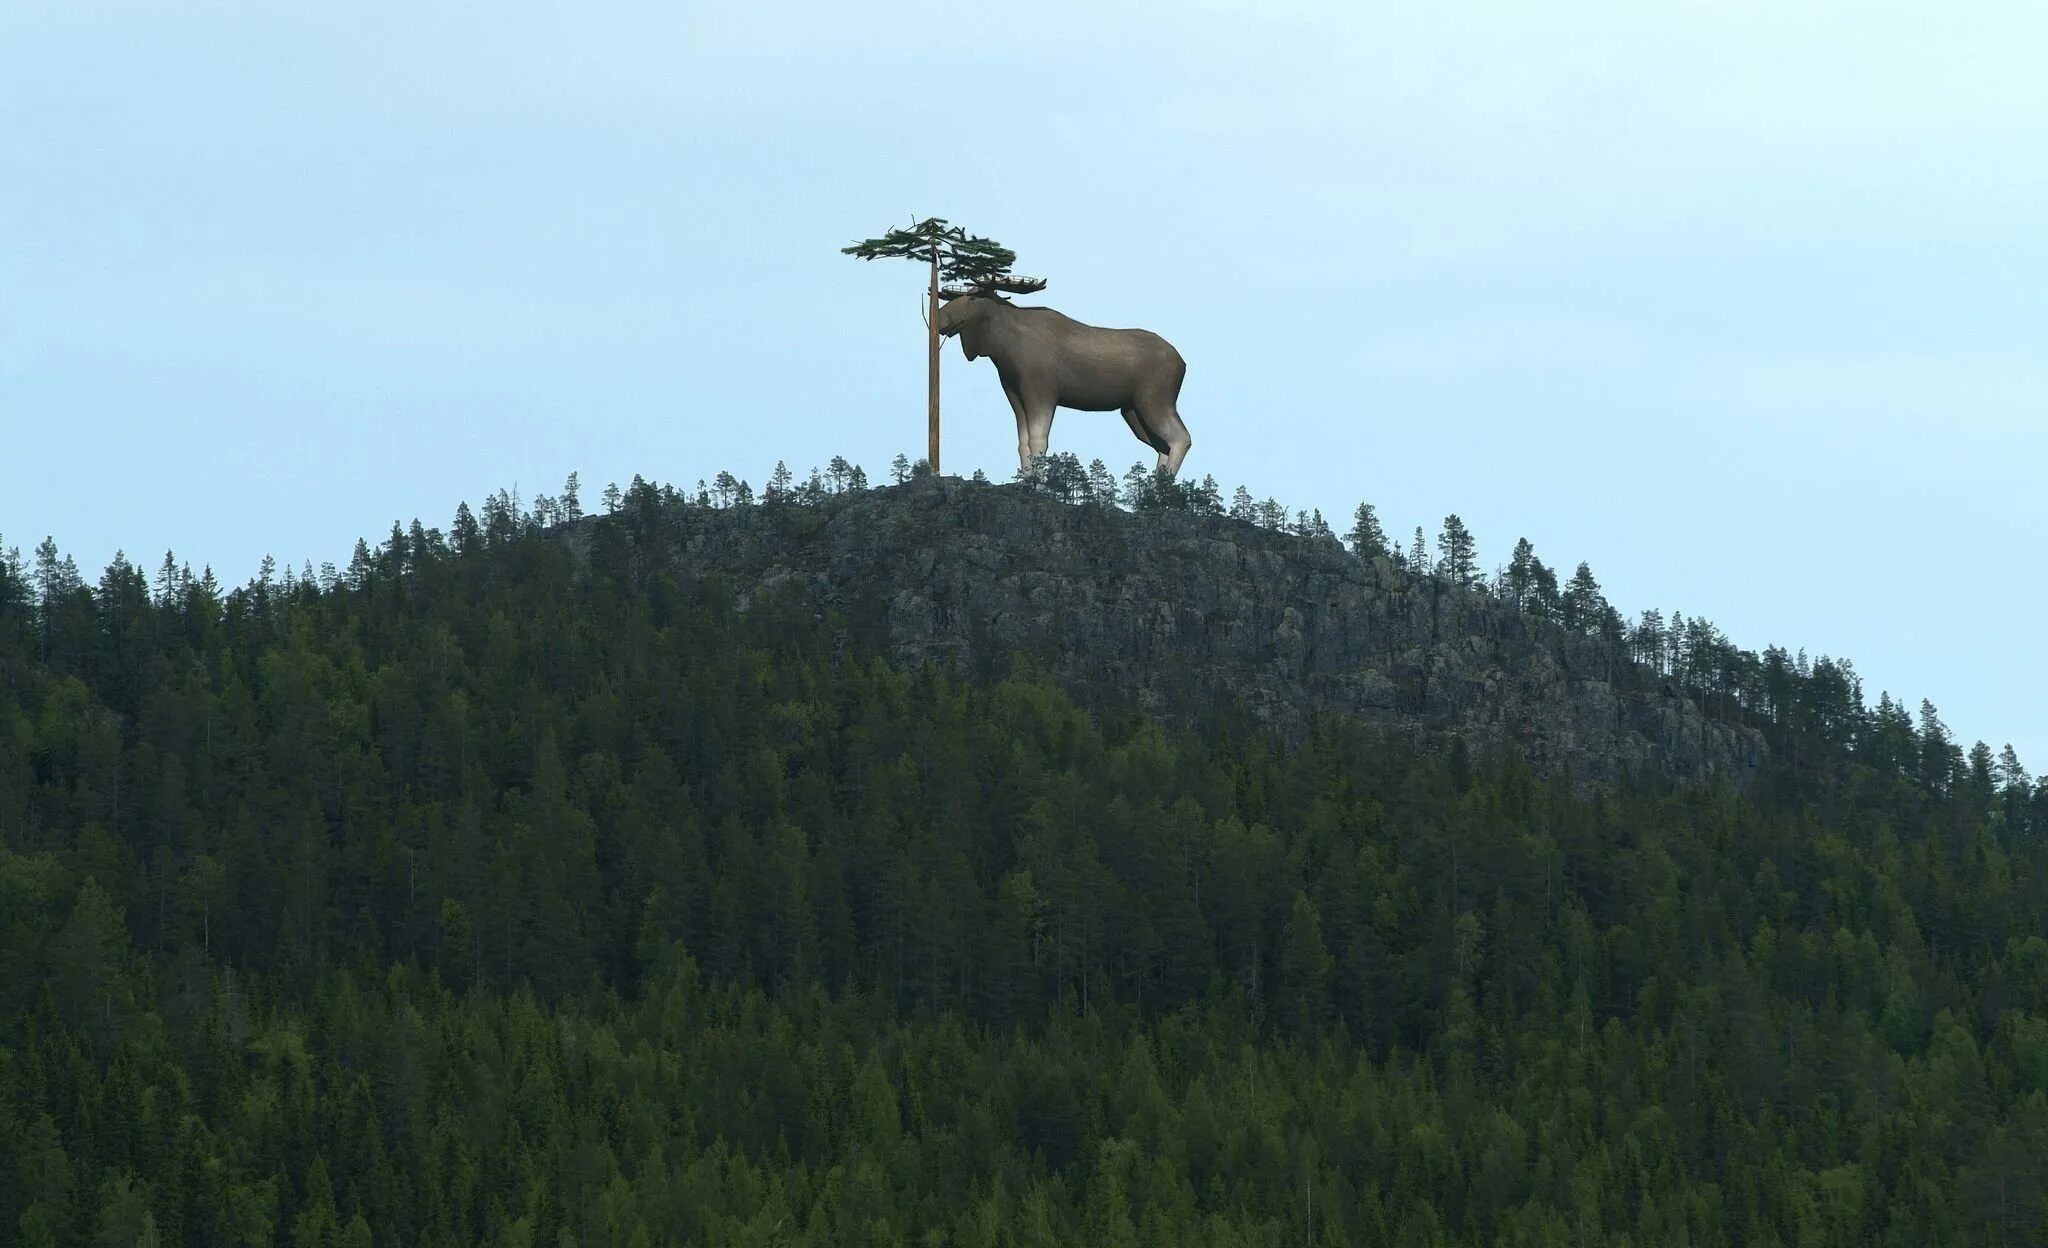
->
[1140,404,1192,477]
[1121,406,1168,461]
[1024,403,1055,468]
[1006,385,1034,476]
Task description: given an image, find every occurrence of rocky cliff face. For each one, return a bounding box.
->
[574,477,1766,788]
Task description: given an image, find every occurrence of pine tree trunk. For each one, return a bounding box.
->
[927,245,941,475]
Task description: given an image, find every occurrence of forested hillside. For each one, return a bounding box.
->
[2,467,2045,1246]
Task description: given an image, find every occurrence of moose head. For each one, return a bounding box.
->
[936,277,1047,361]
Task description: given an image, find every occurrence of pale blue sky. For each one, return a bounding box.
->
[5,1,2045,768]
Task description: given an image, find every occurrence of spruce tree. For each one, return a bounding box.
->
[1998,744,2033,828]
[1276,890,1332,1035]
[1087,459,1119,507]
[154,550,182,608]
[1506,538,1536,606]
[767,461,795,502]
[1998,744,2031,794]
[1968,741,1998,812]
[1347,503,1389,559]
[1562,563,1605,633]
[1437,514,1478,587]
[1525,561,1559,618]
[0,537,23,621]
[1124,462,1155,508]
[1919,700,1958,790]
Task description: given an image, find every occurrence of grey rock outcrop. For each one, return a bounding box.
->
[573,477,1765,789]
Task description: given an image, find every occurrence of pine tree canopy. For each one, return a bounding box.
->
[842,216,1042,292]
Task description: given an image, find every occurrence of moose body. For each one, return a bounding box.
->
[937,291,1192,476]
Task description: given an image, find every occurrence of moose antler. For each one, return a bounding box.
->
[939,275,1048,300]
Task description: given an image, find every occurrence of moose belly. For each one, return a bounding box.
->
[1055,388,1129,413]
[1052,363,1135,411]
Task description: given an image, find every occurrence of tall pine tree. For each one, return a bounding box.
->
[843,218,1042,476]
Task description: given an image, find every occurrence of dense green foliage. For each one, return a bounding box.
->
[2,476,2045,1246]
[841,217,1029,293]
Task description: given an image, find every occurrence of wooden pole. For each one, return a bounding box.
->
[927,242,941,475]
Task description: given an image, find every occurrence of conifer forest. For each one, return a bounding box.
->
[2,462,2045,1247]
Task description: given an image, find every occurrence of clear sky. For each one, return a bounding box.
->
[5,1,2045,769]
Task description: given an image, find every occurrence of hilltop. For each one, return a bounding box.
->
[567,472,1766,790]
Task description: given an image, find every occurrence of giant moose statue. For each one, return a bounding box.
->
[936,283,1193,477]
